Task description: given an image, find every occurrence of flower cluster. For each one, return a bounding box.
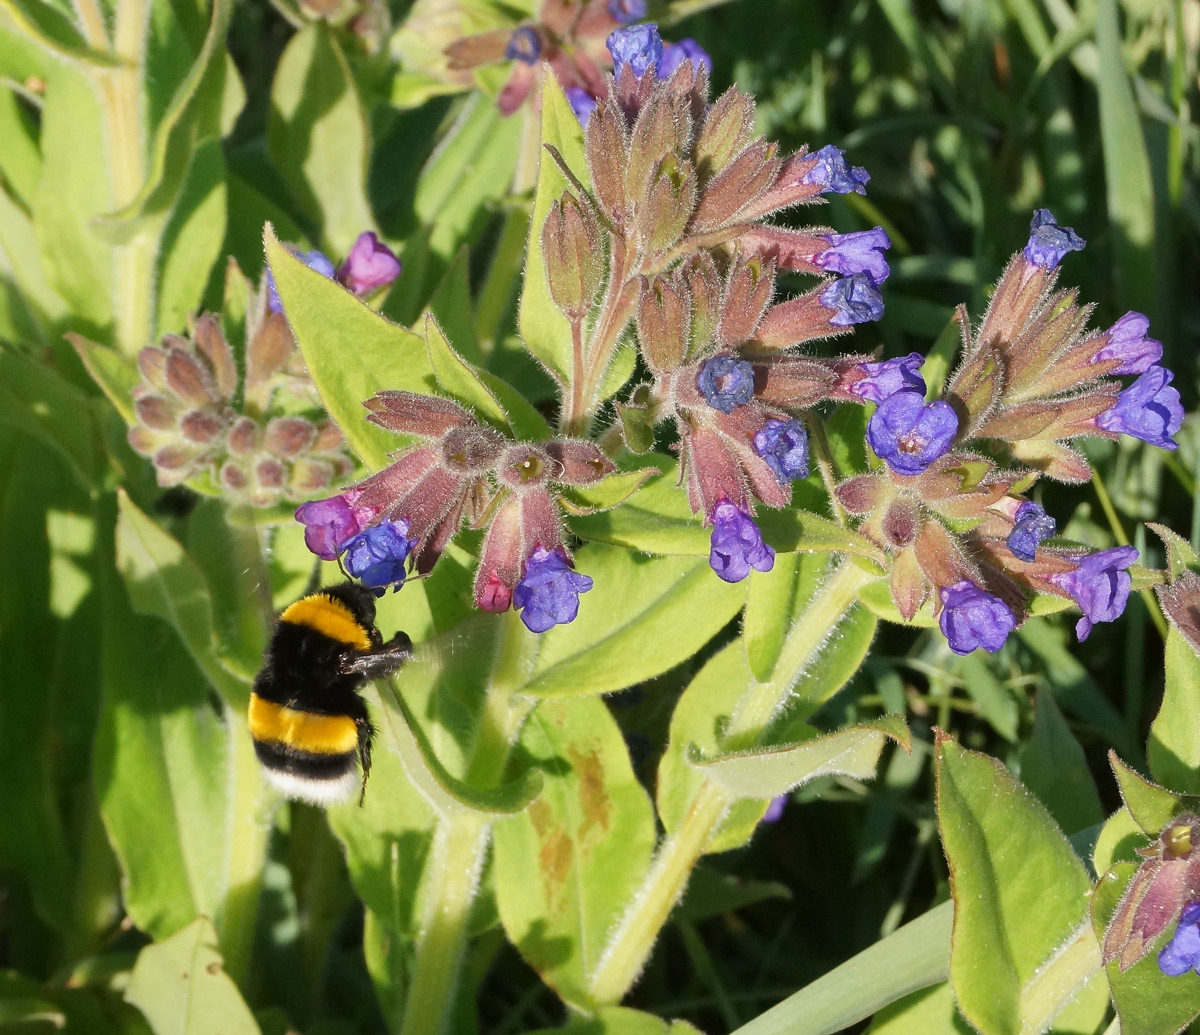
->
[834,211,1178,654]
[266,231,400,314]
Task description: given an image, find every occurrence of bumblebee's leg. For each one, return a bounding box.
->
[356,715,376,807]
[341,632,414,678]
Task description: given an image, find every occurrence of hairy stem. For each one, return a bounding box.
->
[588,560,874,1003]
[567,239,634,433]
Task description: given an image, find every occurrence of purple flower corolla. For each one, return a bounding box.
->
[513,545,594,633]
[709,500,775,583]
[761,795,788,824]
[819,273,885,326]
[342,519,416,594]
[296,493,374,561]
[1159,903,1200,977]
[1094,312,1163,376]
[814,227,892,283]
[608,0,647,24]
[1095,365,1183,450]
[504,26,541,63]
[266,248,336,314]
[607,24,662,78]
[659,39,712,78]
[337,232,401,296]
[754,418,810,483]
[565,86,598,126]
[867,391,959,475]
[849,353,925,404]
[1049,545,1138,642]
[698,355,755,413]
[800,145,870,196]
[1023,209,1085,268]
[939,581,1017,655]
[1007,501,1056,562]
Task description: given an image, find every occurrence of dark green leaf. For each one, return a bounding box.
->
[1017,692,1103,834]
[1148,629,1200,793]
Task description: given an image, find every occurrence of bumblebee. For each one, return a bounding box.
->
[248,582,412,806]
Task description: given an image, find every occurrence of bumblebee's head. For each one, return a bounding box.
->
[319,581,378,631]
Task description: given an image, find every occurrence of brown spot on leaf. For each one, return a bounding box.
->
[569,746,611,843]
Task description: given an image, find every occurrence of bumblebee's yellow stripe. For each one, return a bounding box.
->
[248,694,358,755]
[280,594,372,651]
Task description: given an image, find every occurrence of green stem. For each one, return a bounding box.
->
[588,561,873,1004]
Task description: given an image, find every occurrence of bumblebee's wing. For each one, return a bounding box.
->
[341,632,414,678]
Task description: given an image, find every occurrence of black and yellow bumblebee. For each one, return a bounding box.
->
[248,582,412,806]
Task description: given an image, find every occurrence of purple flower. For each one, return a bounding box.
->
[505,26,541,63]
[607,24,662,78]
[266,248,336,314]
[761,794,788,824]
[659,38,712,78]
[1007,501,1056,562]
[1095,365,1183,450]
[608,0,647,24]
[1049,545,1138,642]
[1159,903,1200,977]
[939,581,1017,655]
[513,545,594,633]
[709,500,775,583]
[867,391,959,475]
[698,355,756,413]
[849,353,925,404]
[565,86,598,126]
[814,227,892,283]
[1023,209,1085,268]
[337,232,401,296]
[1093,312,1163,376]
[342,519,416,594]
[754,418,810,483]
[296,493,374,561]
[819,273,885,326]
[800,145,870,196]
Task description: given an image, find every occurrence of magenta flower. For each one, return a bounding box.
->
[513,545,594,632]
[939,581,1016,655]
[709,500,775,583]
[1049,545,1138,642]
[337,232,401,296]
[295,493,376,561]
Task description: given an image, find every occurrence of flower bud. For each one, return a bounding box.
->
[364,390,476,437]
[693,88,756,183]
[607,24,662,78]
[193,314,238,399]
[638,275,691,372]
[717,259,774,348]
[264,416,317,457]
[337,231,401,296]
[939,581,1016,655]
[179,409,226,445]
[226,417,261,456]
[586,99,631,227]
[135,395,177,431]
[166,347,219,407]
[691,140,780,232]
[543,191,604,322]
[1023,209,1085,269]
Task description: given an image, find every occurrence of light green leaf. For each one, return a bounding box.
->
[935,736,1102,1035]
[1109,752,1197,836]
[518,72,589,382]
[744,553,809,683]
[1149,522,1200,581]
[516,545,749,699]
[264,224,432,470]
[0,179,66,346]
[688,717,909,801]
[68,333,139,423]
[1148,629,1200,793]
[422,245,481,364]
[955,652,1018,742]
[1016,692,1103,835]
[867,983,972,1035]
[125,917,261,1035]
[0,0,121,66]
[423,313,510,430]
[494,697,656,1010]
[522,1006,703,1034]
[560,466,658,516]
[267,22,375,254]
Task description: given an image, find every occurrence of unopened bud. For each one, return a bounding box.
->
[166,347,218,407]
[587,100,630,227]
[264,416,317,457]
[691,141,780,233]
[179,409,226,445]
[637,275,690,372]
[694,88,756,182]
[227,417,261,456]
[718,258,775,347]
[135,395,177,430]
[543,192,604,322]
[193,314,237,398]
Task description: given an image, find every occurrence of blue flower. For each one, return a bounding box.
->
[504,26,541,64]
[607,24,662,78]
[867,391,959,475]
[342,518,416,594]
[266,248,336,314]
[814,227,892,283]
[1159,903,1200,977]
[698,355,755,413]
[1094,312,1163,376]
[659,38,711,78]
[1023,209,1085,268]
[754,419,810,483]
[608,0,647,24]
[1049,545,1139,642]
[565,86,598,126]
[800,144,870,195]
[709,500,775,583]
[849,353,925,404]
[761,794,788,824]
[1007,501,1056,562]
[939,581,1017,655]
[819,273,885,326]
[513,545,594,633]
[1096,365,1183,450]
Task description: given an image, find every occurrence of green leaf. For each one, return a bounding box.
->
[866,983,972,1035]
[744,553,809,683]
[688,717,910,801]
[422,245,482,364]
[125,917,261,1035]
[493,697,656,1010]
[1109,752,1199,836]
[423,313,510,430]
[522,1007,703,1034]
[267,22,375,254]
[1149,522,1200,580]
[68,333,139,423]
[1016,692,1103,835]
[954,652,1018,742]
[518,72,589,382]
[0,0,121,66]
[935,736,1102,1035]
[264,223,431,470]
[1091,861,1200,1035]
[559,465,658,516]
[676,865,791,923]
[1148,629,1200,793]
[516,545,749,699]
